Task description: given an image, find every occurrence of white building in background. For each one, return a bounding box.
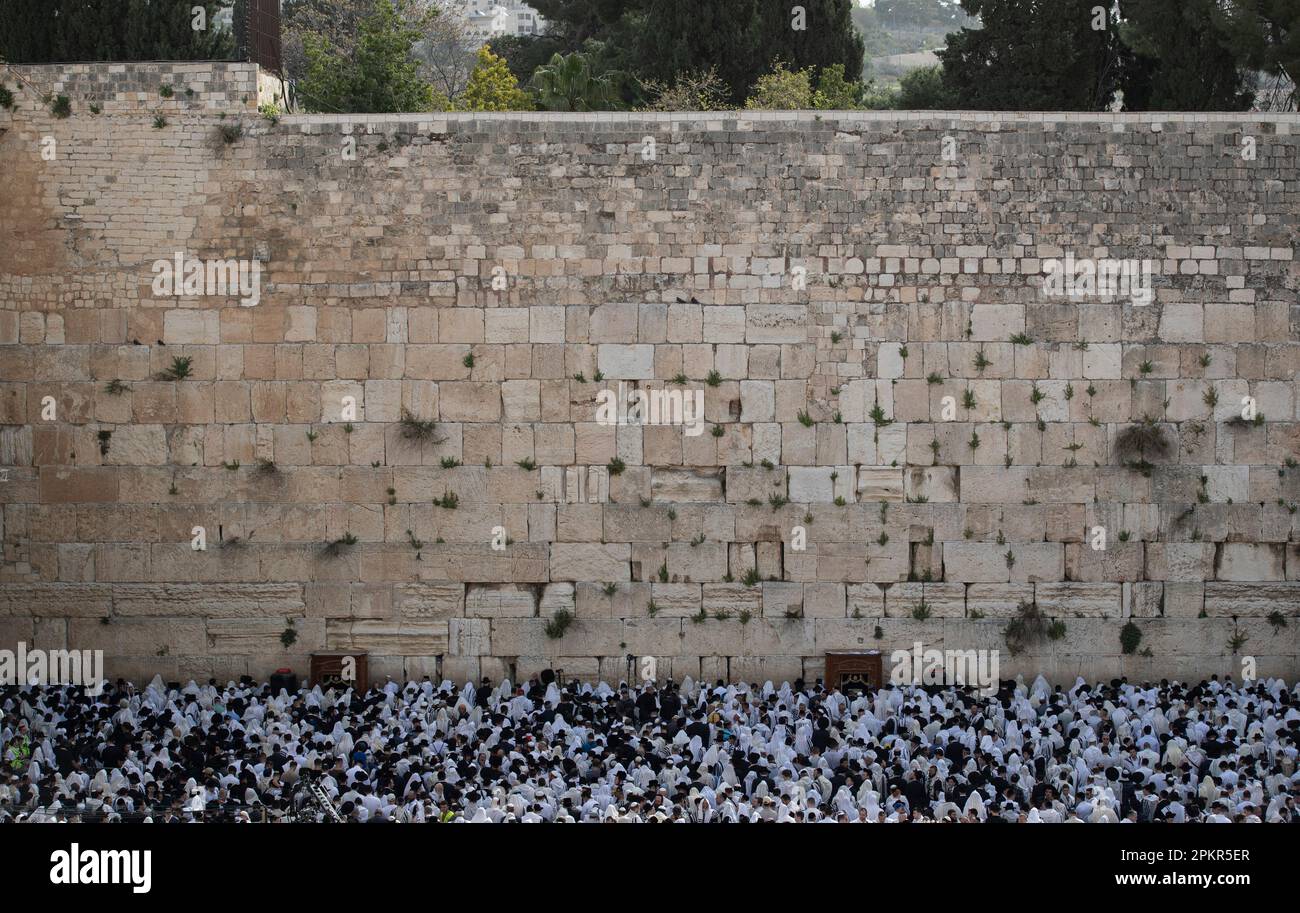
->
[453,0,547,40]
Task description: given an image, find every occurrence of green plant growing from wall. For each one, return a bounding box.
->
[1120,621,1143,655]
[1228,625,1249,653]
[545,610,574,639]
[434,491,459,509]
[1004,601,1047,656]
[1115,419,1170,476]
[324,533,358,556]
[156,356,193,381]
[400,409,443,443]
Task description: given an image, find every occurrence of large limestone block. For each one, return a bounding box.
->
[960,467,1028,503]
[1007,543,1064,583]
[1064,543,1145,582]
[439,382,501,422]
[762,582,804,618]
[1144,543,1215,580]
[702,583,761,616]
[905,466,958,502]
[942,543,1009,583]
[0,584,113,617]
[325,619,449,654]
[667,542,727,582]
[1034,582,1122,617]
[597,344,654,379]
[67,617,207,655]
[741,618,817,654]
[725,465,786,504]
[113,583,304,616]
[936,620,1007,654]
[856,467,904,502]
[621,618,686,656]
[1204,582,1300,616]
[206,618,326,655]
[788,466,836,502]
[885,582,965,618]
[651,467,723,502]
[1162,581,1205,618]
[465,583,536,617]
[550,543,631,581]
[539,582,576,615]
[395,583,465,619]
[964,584,1035,618]
[745,304,807,343]
[650,583,702,616]
[574,580,652,618]
[846,583,885,617]
[803,582,847,618]
[447,617,491,656]
[1216,543,1284,581]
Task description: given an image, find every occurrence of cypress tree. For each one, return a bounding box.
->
[1,0,233,63]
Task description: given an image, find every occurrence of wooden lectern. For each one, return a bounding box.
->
[309,651,368,688]
[824,650,883,694]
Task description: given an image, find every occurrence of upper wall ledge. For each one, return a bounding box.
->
[282,110,1299,128]
[4,61,1296,127]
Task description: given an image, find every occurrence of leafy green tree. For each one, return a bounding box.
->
[743,60,866,110]
[744,61,814,109]
[754,0,865,92]
[526,0,649,85]
[295,0,438,113]
[1118,0,1253,110]
[895,64,954,109]
[533,0,864,106]
[637,0,764,105]
[488,33,572,86]
[937,0,1129,110]
[459,46,532,111]
[528,51,623,110]
[812,62,862,108]
[638,68,733,111]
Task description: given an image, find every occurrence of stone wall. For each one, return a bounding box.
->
[1,63,1298,687]
[2,62,263,116]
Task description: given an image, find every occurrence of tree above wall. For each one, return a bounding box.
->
[1,0,235,63]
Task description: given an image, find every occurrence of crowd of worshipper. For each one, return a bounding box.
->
[1,672,1297,823]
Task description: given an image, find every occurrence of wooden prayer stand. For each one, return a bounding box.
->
[824,650,883,694]
[309,651,368,688]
